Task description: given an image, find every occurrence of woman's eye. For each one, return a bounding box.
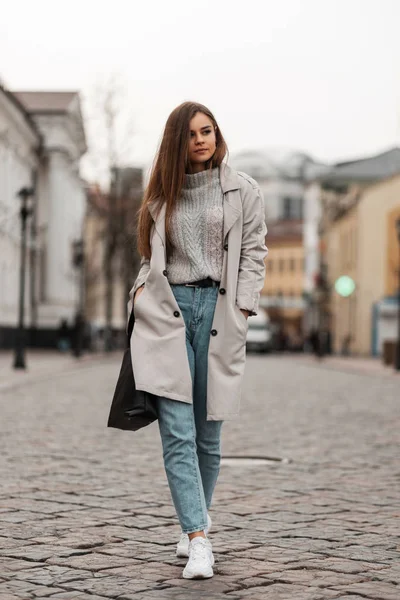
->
[190,129,211,138]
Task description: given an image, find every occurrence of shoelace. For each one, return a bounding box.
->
[190,540,209,562]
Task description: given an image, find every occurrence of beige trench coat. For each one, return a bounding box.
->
[128,163,268,421]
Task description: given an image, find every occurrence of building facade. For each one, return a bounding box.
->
[261,220,304,344]
[230,149,307,223]
[230,150,322,343]
[302,160,331,332]
[0,88,87,348]
[0,87,41,347]
[316,148,400,356]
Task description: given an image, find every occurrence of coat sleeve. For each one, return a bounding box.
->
[127,256,151,317]
[236,179,268,315]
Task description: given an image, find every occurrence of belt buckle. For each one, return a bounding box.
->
[184,283,197,287]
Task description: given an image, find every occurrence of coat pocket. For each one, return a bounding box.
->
[235,304,249,342]
[234,304,249,332]
[133,285,147,317]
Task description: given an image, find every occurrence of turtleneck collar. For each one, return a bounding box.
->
[184,167,219,190]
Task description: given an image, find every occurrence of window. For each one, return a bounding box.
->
[283,197,291,219]
[279,258,284,272]
[282,196,304,220]
[299,198,304,220]
[289,258,295,272]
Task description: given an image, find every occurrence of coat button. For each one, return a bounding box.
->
[223,243,228,251]
[219,288,226,295]
[163,269,168,276]
[174,311,180,317]
[211,329,218,336]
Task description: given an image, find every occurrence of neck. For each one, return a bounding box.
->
[189,162,207,174]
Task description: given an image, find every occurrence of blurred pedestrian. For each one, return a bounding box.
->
[130,102,268,579]
[71,311,84,358]
[56,319,70,352]
[309,327,323,358]
[341,334,352,356]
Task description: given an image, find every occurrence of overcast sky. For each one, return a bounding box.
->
[1,0,399,179]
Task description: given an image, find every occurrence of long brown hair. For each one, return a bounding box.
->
[137,101,228,258]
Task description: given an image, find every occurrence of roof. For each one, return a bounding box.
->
[0,84,40,138]
[231,148,319,180]
[12,91,77,113]
[320,147,400,185]
[13,90,87,155]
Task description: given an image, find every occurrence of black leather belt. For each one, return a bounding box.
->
[184,278,220,288]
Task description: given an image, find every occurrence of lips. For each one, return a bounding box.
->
[195,148,208,153]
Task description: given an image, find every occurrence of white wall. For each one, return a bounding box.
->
[0,90,87,344]
[0,91,39,330]
[303,181,321,294]
[37,151,86,326]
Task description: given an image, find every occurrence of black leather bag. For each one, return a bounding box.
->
[107,309,158,432]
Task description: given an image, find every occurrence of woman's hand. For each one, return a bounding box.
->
[240,309,250,320]
[134,285,145,304]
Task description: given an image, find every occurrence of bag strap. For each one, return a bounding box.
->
[127,310,135,342]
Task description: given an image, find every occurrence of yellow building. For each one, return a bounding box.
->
[321,167,400,356]
[262,220,305,339]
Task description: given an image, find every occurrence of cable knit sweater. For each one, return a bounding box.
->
[166,167,224,284]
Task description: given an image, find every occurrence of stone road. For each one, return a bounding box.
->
[0,352,399,599]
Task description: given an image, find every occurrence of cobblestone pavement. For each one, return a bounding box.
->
[0,353,399,599]
[294,354,400,380]
[0,351,119,393]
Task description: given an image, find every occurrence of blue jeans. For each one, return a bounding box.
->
[156,284,223,534]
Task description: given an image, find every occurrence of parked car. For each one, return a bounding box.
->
[246,310,272,353]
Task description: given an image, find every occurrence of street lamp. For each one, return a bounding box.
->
[13,187,34,370]
[395,217,400,371]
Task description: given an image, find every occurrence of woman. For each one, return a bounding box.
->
[130,102,268,579]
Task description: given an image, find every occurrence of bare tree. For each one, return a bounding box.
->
[82,76,141,351]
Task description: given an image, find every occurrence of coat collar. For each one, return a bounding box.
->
[148,163,241,243]
[219,162,240,193]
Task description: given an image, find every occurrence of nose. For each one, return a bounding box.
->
[195,133,205,145]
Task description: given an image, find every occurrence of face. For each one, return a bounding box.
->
[188,112,217,172]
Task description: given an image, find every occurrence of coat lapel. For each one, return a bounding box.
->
[219,163,241,240]
[148,163,241,244]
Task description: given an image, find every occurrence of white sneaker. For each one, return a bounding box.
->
[182,536,214,579]
[176,513,212,558]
